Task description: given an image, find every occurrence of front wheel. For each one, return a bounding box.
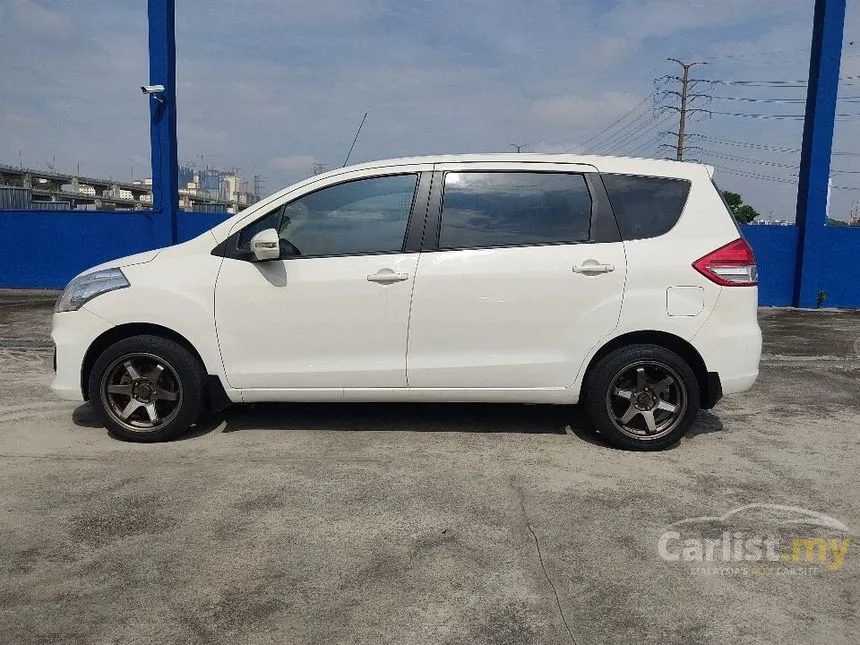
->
[88,335,205,442]
[583,344,700,450]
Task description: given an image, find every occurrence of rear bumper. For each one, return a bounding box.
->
[718,369,759,396]
[691,290,762,400]
[50,308,113,402]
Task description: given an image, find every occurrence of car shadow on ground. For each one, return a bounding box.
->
[73,401,725,448]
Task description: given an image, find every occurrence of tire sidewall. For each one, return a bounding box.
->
[87,335,204,442]
[584,344,701,450]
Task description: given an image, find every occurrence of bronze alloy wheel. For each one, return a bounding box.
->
[99,352,184,433]
[604,360,688,441]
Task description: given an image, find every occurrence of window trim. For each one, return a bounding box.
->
[215,172,429,261]
[423,169,602,252]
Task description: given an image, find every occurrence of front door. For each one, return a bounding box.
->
[406,164,626,389]
[215,170,429,390]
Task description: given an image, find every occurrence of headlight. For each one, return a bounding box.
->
[55,268,129,313]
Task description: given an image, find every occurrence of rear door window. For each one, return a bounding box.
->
[438,172,592,250]
[601,174,690,240]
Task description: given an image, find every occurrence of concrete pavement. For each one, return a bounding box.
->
[0,293,857,644]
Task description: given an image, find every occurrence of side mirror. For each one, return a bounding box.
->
[249,228,280,261]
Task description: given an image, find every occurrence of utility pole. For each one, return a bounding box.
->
[510,143,528,153]
[666,59,707,160]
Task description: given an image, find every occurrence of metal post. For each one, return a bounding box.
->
[794,0,846,307]
[676,65,689,161]
[147,0,179,246]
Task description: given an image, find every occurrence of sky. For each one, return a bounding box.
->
[1,0,860,221]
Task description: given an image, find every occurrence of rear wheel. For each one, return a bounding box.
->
[88,335,205,442]
[583,344,700,450]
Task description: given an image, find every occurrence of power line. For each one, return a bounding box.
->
[626,128,673,157]
[711,95,860,103]
[698,141,860,176]
[711,164,797,184]
[586,100,657,152]
[710,110,860,120]
[712,163,860,191]
[687,134,800,153]
[704,46,809,61]
[699,149,798,169]
[689,74,860,88]
[596,110,671,155]
[593,107,664,153]
[578,92,656,148]
[615,113,676,155]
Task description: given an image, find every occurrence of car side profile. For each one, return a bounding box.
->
[51,154,761,449]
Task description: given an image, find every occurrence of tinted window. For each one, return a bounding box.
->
[439,172,592,249]
[236,209,280,250]
[601,174,691,240]
[238,174,417,257]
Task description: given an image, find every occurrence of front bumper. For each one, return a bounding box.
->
[50,307,113,401]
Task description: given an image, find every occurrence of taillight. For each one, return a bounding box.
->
[692,238,758,286]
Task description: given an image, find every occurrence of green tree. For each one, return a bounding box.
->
[722,191,761,224]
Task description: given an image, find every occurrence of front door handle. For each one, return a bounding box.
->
[367,269,410,284]
[572,261,615,275]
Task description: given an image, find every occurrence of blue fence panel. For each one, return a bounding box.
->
[0,211,168,289]
[177,211,230,242]
[740,225,798,307]
[806,226,860,308]
[2,212,858,308]
[0,210,232,289]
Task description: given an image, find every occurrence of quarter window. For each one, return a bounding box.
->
[601,174,691,240]
[438,172,592,250]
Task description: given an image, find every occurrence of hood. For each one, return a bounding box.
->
[79,248,164,278]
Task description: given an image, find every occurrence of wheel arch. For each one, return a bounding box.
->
[581,330,719,409]
[81,323,208,401]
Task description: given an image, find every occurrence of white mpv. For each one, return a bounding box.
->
[52,154,761,449]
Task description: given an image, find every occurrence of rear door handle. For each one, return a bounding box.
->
[572,262,615,275]
[367,269,409,283]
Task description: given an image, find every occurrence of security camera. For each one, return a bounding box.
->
[140,84,165,95]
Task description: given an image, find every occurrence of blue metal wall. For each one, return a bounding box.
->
[0,210,228,289]
[2,211,857,309]
[740,225,798,307]
[804,227,860,308]
[740,224,860,309]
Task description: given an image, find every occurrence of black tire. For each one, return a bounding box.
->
[87,334,205,442]
[583,344,700,450]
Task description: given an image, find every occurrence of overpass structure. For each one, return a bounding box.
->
[0,164,244,213]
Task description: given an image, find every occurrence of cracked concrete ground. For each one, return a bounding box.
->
[0,292,857,645]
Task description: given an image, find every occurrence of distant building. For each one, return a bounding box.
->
[750,219,791,226]
[61,181,96,196]
[102,185,133,200]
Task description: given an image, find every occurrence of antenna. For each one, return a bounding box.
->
[343,112,369,167]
